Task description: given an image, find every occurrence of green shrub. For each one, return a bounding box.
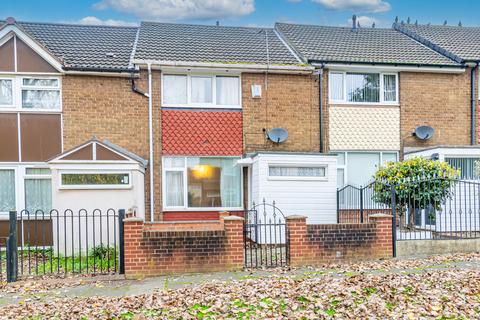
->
[373,157,459,228]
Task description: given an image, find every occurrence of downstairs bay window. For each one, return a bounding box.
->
[163,157,242,210]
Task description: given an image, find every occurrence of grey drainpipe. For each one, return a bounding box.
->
[471,64,478,145]
[318,65,325,153]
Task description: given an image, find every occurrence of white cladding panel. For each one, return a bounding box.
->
[250,154,337,224]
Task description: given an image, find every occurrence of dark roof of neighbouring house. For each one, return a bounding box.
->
[134,21,302,66]
[275,22,461,67]
[0,19,139,71]
[394,23,480,63]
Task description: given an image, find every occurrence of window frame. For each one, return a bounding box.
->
[328,71,398,105]
[0,77,15,108]
[162,156,244,211]
[267,163,328,181]
[0,75,62,112]
[161,72,242,109]
[58,171,132,190]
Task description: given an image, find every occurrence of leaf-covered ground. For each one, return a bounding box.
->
[1,253,480,319]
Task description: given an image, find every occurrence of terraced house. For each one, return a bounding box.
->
[0,16,480,228]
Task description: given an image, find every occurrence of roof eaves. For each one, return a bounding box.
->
[309,59,463,68]
[393,23,465,65]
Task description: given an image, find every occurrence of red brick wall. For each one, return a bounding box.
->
[123,215,244,278]
[286,214,392,267]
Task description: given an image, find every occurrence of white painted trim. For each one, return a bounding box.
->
[148,63,154,222]
[134,59,313,73]
[319,63,465,74]
[0,25,64,72]
[13,34,17,73]
[161,72,242,109]
[62,70,136,77]
[49,140,132,163]
[17,113,22,162]
[0,32,14,47]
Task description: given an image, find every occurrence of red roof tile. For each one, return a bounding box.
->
[162,110,243,156]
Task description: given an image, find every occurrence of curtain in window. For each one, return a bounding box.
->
[163,75,187,104]
[25,178,52,214]
[22,90,60,109]
[219,158,241,207]
[216,76,239,105]
[329,73,344,100]
[165,171,184,206]
[269,167,325,177]
[383,74,397,101]
[23,78,58,87]
[346,73,379,103]
[0,170,15,212]
[0,79,12,106]
[191,76,212,103]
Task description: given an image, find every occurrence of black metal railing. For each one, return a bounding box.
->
[244,200,288,268]
[393,178,480,241]
[1,208,125,281]
[337,182,390,223]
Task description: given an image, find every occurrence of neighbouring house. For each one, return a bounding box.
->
[275,19,476,190]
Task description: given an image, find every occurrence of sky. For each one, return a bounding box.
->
[2,0,480,28]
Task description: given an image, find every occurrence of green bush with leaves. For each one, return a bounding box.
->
[373,157,459,228]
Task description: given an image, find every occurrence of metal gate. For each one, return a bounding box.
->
[1,209,125,282]
[244,200,288,268]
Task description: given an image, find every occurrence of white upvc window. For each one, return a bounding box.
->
[329,71,398,105]
[0,75,61,111]
[332,151,398,188]
[268,164,327,181]
[162,156,243,210]
[162,73,241,109]
[59,172,131,190]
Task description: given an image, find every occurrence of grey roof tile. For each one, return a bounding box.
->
[394,23,480,62]
[134,22,301,66]
[276,22,460,66]
[2,20,139,71]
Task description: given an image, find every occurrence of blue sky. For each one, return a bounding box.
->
[2,0,480,28]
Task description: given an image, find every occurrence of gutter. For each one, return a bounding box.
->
[311,62,464,73]
[63,66,140,74]
[132,59,313,73]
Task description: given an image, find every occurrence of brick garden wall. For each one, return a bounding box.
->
[286,214,392,267]
[123,215,244,278]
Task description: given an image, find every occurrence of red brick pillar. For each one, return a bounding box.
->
[222,215,244,270]
[123,217,145,279]
[369,213,393,259]
[286,215,310,267]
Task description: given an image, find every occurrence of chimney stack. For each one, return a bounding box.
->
[352,15,357,31]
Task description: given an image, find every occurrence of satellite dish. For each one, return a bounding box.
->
[267,128,288,143]
[414,126,435,140]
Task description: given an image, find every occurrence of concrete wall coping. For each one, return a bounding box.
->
[222,216,244,221]
[124,217,144,223]
[286,215,307,220]
[145,220,221,225]
[369,213,393,218]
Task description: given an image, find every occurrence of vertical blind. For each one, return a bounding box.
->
[445,158,480,179]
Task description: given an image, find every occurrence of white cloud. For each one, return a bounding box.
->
[77,16,138,27]
[93,0,255,21]
[312,0,391,13]
[347,15,378,27]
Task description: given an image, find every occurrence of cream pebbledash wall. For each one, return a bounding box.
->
[328,106,400,151]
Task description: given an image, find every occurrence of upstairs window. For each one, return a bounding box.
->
[0,76,61,111]
[329,72,398,104]
[162,74,241,108]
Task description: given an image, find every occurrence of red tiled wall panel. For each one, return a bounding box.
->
[162,110,243,156]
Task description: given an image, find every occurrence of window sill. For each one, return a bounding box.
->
[163,207,244,212]
[328,101,399,107]
[161,104,242,109]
